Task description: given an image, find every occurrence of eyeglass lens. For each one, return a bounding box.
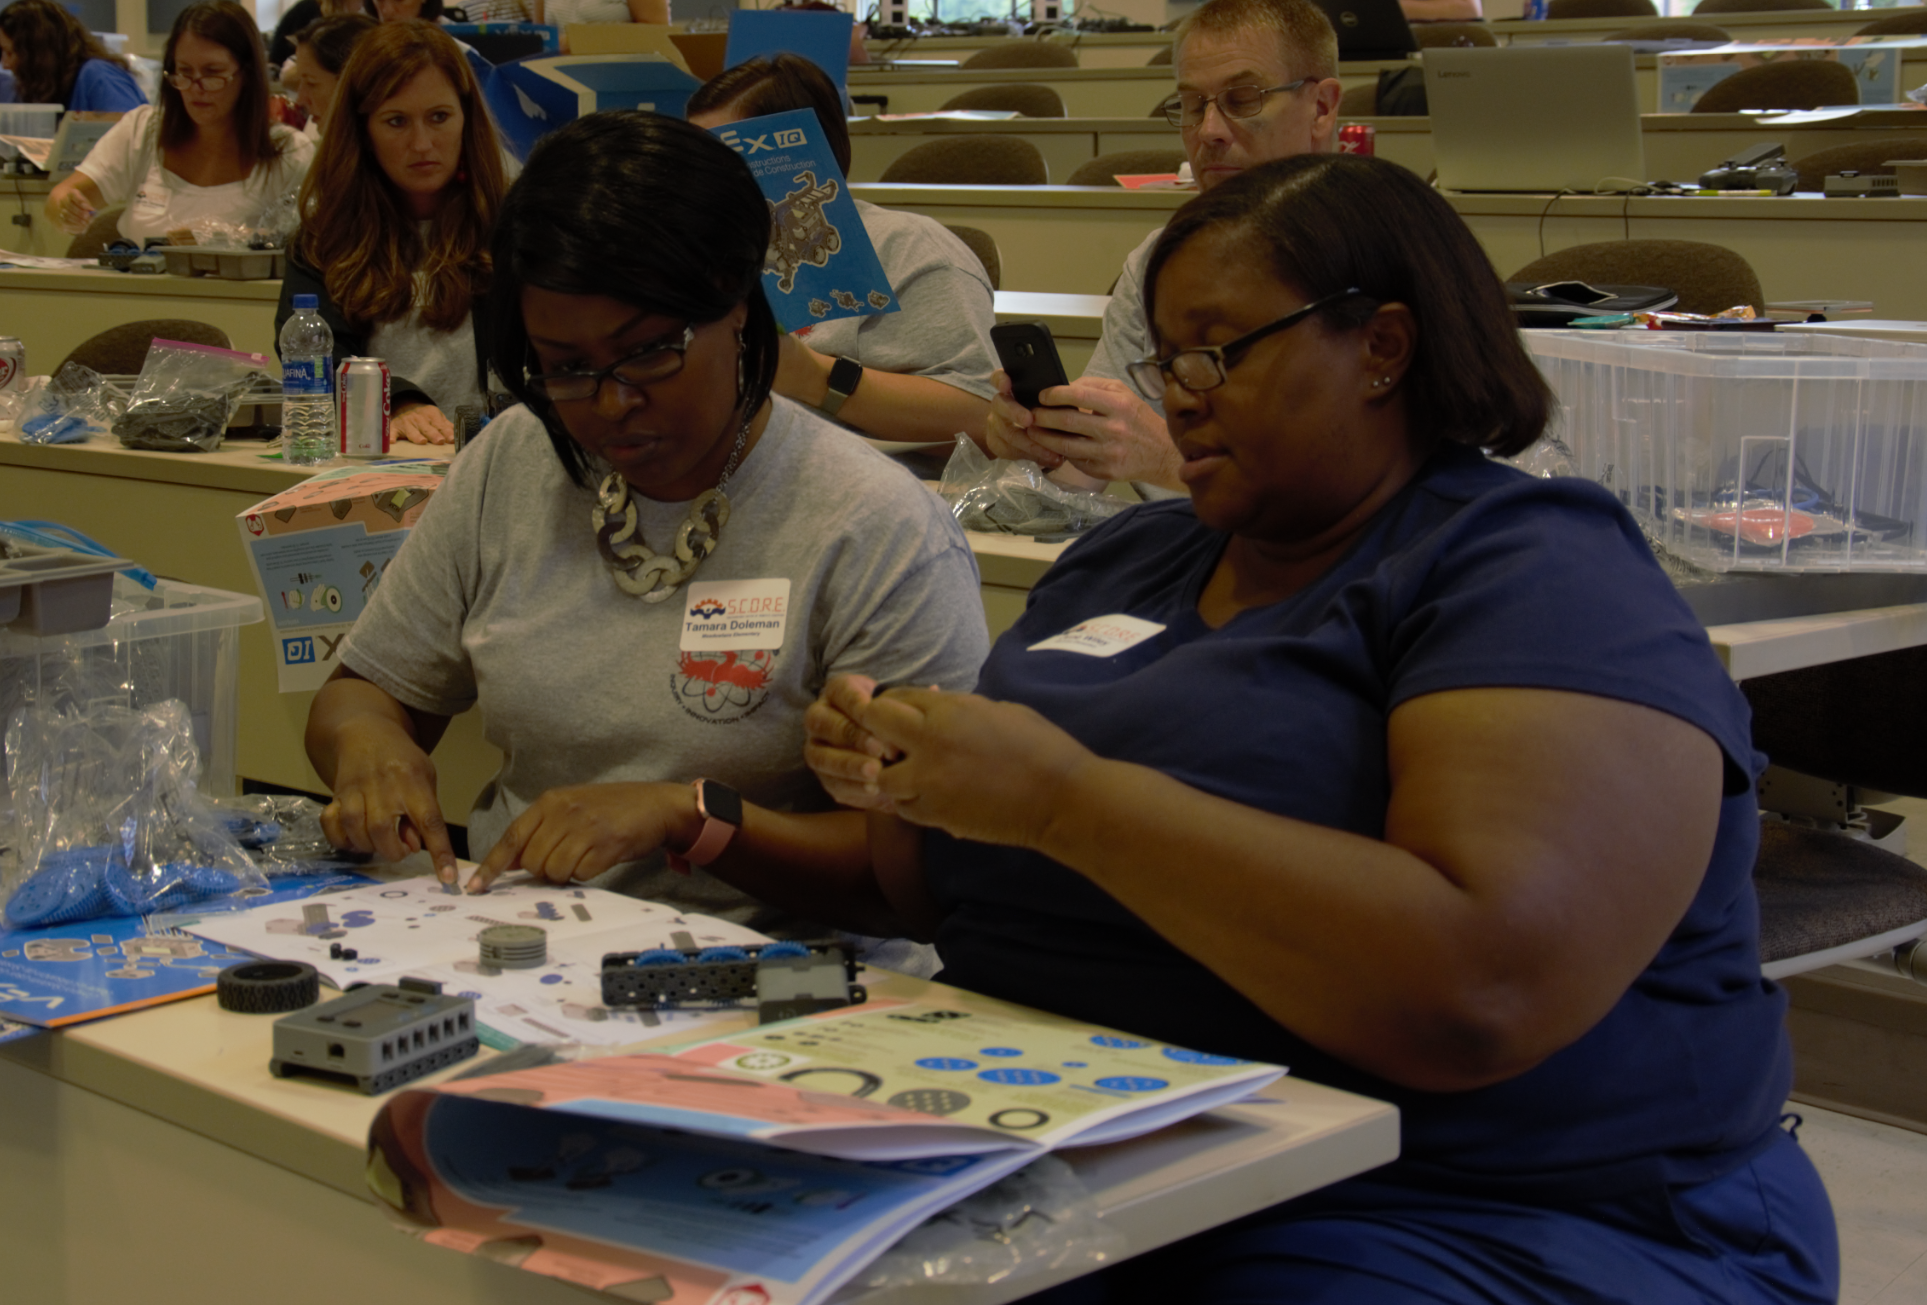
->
[533,343,687,401]
[1164,84,1278,127]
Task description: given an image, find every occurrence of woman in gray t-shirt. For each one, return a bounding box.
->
[305,112,987,936]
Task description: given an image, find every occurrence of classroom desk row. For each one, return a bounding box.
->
[846,110,1927,191]
[846,51,1927,122]
[858,5,1914,68]
[0,269,1108,397]
[843,183,1927,318]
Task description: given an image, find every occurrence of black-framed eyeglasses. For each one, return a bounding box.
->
[1158,79,1311,129]
[165,68,238,92]
[1128,288,1369,402]
[526,325,696,402]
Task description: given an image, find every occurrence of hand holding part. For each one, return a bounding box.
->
[466,782,693,893]
[856,687,1096,849]
[984,369,1067,469]
[803,675,902,811]
[1019,376,1183,489]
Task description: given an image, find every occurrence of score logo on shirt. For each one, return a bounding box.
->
[673,579,791,723]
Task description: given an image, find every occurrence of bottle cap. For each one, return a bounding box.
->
[294,294,318,310]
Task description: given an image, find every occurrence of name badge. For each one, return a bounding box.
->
[1028,613,1165,658]
[131,182,167,219]
[681,579,791,652]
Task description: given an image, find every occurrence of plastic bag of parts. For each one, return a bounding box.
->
[836,1155,1126,1296]
[938,436,1129,539]
[17,361,127,445]
[203,793,343,868]
[0,698,268,929]
[112,338,273,453]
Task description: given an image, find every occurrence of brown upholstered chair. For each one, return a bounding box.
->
[1695,0,1830,11]
[1856,8,1927,35]
[944,224,1002,290]
[58,319,233,375]
[1742,647,1927,980]
[1411,21,1498,46]
[1066,148,1188,186]
[1689,60,1858,113]
[1790,139,1924,193]
[1508,239,1764,315]
[879,134,1050,185]
[1546,0,1656,19]
[1338,81,1379,117]
[1605,21,1732,40]
[64,207,128,259]
[939,83,1068,118]
[1146,44,1173,65]
[961,41,1078,69]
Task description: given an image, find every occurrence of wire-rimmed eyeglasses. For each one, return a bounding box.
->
[165,68,238,92]
[526,325,697,402]
[1156,79,1311,129]
[1127,288,1369,402]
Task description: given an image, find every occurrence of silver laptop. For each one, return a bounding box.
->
[1425,46,1646,195]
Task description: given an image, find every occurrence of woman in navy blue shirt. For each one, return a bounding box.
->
[0,0,145,111]
[758,154,1838,1304]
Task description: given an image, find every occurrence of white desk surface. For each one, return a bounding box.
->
[0,967,1399,1305]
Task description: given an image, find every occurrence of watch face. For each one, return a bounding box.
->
[700,779,744,828]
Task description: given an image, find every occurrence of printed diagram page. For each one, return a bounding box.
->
[672,998,1287,1151]
[183,874,772,1046]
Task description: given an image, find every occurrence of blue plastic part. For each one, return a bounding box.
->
[2,847,243,928]
[632,948,688,967]
[0,520,158,589]
[758,942,810,959]
[696,946,750,964]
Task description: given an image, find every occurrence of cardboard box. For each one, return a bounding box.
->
[236,462,450,692]
[485,53,699,161]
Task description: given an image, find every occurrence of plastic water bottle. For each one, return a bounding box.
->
[280,294,336,466]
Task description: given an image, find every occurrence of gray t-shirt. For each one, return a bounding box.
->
[798,200,998,403]
[341,397,990,932]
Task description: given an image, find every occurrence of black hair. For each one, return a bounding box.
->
[295,11,378,75]
[488,111,780,488]
[364,0,444,20]
[1145,153,1549,458]
[686,53,852,177]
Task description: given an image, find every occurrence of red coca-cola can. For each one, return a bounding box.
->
[1339,123,1376,157]
[338,356,391,457]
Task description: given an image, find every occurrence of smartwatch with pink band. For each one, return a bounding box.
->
[666,778,743,874]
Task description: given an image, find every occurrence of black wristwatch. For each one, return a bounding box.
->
[819,357,864,419]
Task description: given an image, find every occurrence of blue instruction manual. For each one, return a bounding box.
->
[709,108,898,334]
[0,867,376,1028]
[723,8,854,89]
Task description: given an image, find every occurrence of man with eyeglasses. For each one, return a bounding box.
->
[984,0,1341,499]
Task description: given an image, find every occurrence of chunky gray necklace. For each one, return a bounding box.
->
[590,410,752,603]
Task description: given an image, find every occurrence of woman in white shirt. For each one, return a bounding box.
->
[276,20,507,445]
[47,0,313,246]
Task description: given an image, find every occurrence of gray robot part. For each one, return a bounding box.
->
[270,977,479,1094]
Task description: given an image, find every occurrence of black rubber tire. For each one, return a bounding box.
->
[218,961,322,1014]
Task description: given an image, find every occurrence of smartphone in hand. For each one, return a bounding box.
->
[991,321,1072,409]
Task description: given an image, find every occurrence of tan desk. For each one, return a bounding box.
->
[1494,6,1921,46]
[848,114,1179,185]
[855,182,1927,317]
[1447,191,1927,317]
[0,265,281,373]
[848,61,1416,120]
[0,967,1400,1305]
[1354,110,1927,192]
[864,32,1174,71]
[0,173,66,258]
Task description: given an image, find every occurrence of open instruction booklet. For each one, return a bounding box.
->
[369,992,1286,1305]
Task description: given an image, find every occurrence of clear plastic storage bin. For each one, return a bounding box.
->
[1523,330,1927,572]
[0,577,263,807]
